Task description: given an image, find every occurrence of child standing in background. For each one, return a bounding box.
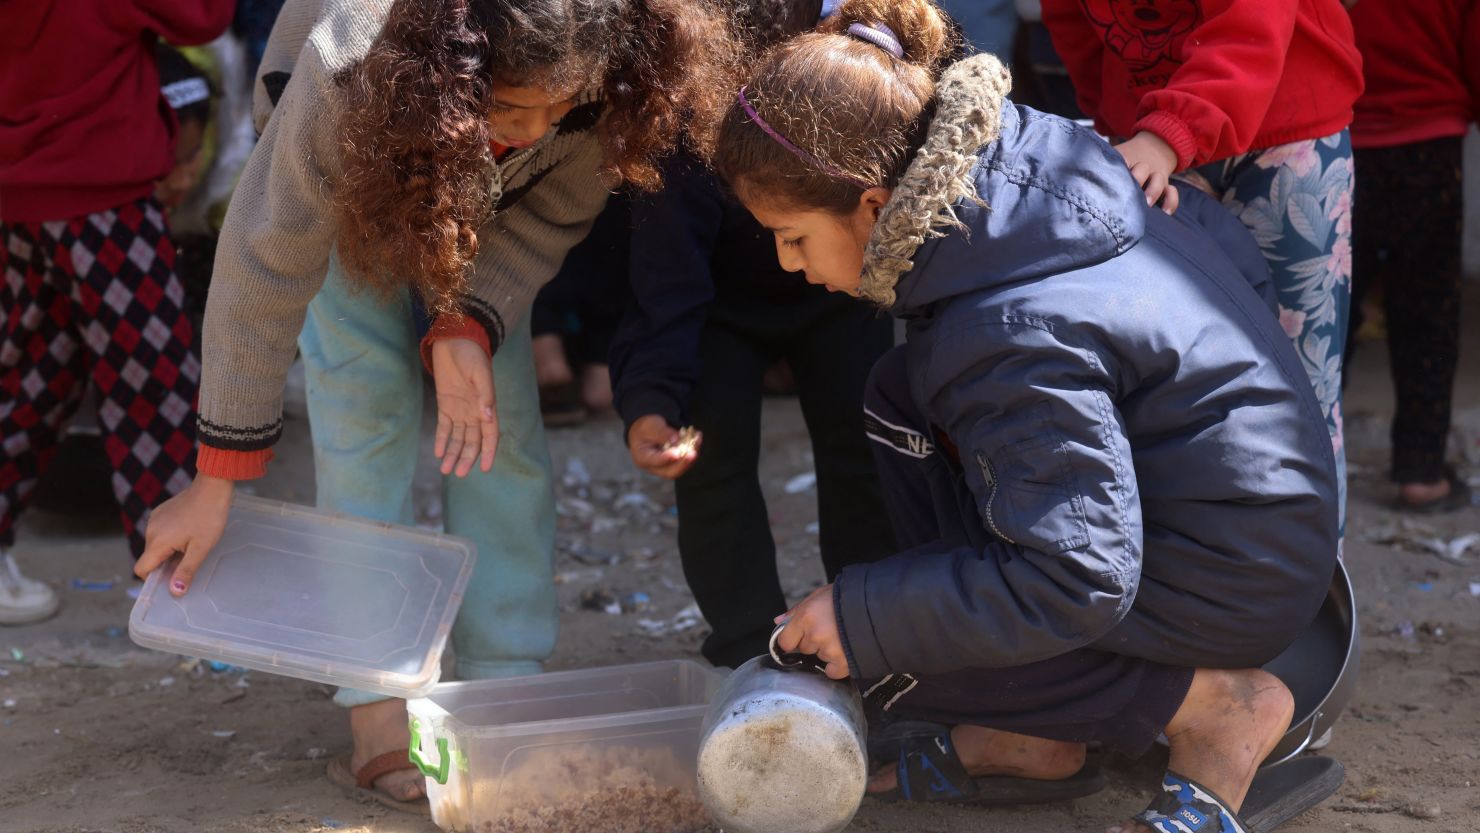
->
[0,0,234,624]
[153,44,217,212]
[1041,0,1364,541]
[612,0,898,668]
[1345,0,1477,513]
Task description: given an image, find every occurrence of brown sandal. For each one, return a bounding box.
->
[326,751,430,816]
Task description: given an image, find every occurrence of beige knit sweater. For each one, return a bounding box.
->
[197,0,610,454]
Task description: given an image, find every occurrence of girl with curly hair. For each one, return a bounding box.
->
[721,0,1342,827]
[134,0,733,810]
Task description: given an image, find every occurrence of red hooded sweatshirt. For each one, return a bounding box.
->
[1042,0,1365,171]
[0,0,235,222]
[1348,0,1479,149]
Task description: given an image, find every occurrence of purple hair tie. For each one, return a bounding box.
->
[847,22,904,59]
[736,86,873,189]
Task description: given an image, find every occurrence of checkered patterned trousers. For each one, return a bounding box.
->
[2,197,198,558]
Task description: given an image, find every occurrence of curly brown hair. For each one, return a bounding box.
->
[334,0,735,311]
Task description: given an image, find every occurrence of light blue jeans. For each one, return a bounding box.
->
[299,254,558,708]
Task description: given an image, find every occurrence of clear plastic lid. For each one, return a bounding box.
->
[129,495,476,698]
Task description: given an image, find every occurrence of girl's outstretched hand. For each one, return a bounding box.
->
[134,474,234,596]
[774,584,853,681]
[431,337,499,477]
[1115,131,1181,215]
[627,415,702,480]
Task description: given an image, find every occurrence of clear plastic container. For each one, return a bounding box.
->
[129,495,475,698]
[407,660,725,833]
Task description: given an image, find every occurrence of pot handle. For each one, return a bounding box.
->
[768,621,830,674]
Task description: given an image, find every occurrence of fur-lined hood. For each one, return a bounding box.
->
[859,53,1147,310]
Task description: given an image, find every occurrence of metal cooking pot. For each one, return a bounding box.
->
[1262,559,1360,764]
[695,627,869,833]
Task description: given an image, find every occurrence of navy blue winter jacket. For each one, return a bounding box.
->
[834,56,1340,679]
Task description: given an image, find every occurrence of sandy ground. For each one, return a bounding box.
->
[2,294,1478,833]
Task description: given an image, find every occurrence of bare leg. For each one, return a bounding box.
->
[1106,668,1293,833]
[349,699,425,801]
[867,725,1088,792]
[580,363,614,413]
[532,333,573,389]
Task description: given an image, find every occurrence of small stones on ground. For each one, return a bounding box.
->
[1404,804,1442,820]
[563,458,592,489]
[579,589,623,616]
[636,604,704,638]
[564,543,621,566]
[614,492,661,513]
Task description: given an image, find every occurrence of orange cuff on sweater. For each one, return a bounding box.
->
[420,313,492,374]
[196,445,275,480]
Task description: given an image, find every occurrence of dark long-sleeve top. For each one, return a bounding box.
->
[609,151,814,433]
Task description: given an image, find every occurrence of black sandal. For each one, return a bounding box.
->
[869,730,1106,806]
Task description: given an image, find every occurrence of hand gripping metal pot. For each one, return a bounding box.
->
[696,626,869,833]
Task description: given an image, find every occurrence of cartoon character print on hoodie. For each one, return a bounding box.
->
[1082,0,1202,76]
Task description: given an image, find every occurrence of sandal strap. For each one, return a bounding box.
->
[1134,770,1249,833]
[356,749,415,791]
[897,732,979,802]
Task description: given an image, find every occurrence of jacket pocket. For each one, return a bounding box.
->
[976,405,1091,555]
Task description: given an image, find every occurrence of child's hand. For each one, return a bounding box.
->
[1115,131,1181,214]
[628,415,701,480]
[134,474,234,596]
[774,584,853,680]
[431,337,498,477]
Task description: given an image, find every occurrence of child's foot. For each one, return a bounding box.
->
[1401,479,1450,506]
[348,698,425,802]
[532,333,574,389]
[0,553,59,625]
[1106,668,1293,833]
[867,725,1087,792]
[1395,469,1472,513]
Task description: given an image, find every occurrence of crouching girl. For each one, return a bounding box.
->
[718,1,1342,830]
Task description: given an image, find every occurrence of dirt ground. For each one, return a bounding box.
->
[2,295,1478,833]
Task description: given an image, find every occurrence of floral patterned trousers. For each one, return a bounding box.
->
[1184,130,1353,544]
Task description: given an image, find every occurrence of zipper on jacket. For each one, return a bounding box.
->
[976,451,1016,545]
